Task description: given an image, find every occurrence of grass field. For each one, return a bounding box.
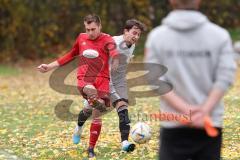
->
[229,28,240,41]
[0,63,240,160]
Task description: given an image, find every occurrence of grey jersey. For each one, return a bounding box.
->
[110,35,135,102]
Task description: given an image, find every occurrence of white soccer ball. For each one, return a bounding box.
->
[130,122,151,144]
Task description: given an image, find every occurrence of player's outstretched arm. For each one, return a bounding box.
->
[111,57,119,72]
[37,61,60,73]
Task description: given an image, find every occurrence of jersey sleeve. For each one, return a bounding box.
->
[57,34,80,66]
[104,36,118,58]
[144,31,162,64]
[213,32,237,91]
[144,31,168,82]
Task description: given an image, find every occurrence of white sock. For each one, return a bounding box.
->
[74,125,82,135]
[122,140,130,147]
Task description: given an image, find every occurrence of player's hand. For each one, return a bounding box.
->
[190,107,208,128]
[177,106,198,125]
[37,64,51,73]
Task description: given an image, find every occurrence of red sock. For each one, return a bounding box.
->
[89,118,102,148]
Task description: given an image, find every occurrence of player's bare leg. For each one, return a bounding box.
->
[85,86,107,158]
[73,84,106,158]
[73,85,97,144]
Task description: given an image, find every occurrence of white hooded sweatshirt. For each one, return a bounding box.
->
[145,10,237,128]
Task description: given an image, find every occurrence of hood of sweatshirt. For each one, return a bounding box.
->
[162,10,208,31]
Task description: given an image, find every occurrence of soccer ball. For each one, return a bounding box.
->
[130,122,151,144]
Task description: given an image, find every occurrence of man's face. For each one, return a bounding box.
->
[124,26,142,45]
[84,22,101,40]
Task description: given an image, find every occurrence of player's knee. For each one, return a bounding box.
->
[113,98,129,108]
[116,101,128,110]
[83,85,97,97]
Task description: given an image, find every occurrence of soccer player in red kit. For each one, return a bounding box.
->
[37,14,118,158]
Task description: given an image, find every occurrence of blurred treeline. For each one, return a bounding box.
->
[0,0,240,62]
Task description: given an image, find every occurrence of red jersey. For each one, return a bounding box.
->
[57,33,118,79]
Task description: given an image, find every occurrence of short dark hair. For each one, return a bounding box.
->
[170,0,200,10]
[124,19,147,32]
[84,14,101,26]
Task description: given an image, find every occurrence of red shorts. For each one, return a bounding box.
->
[77,76,110,100]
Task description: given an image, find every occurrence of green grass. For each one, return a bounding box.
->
[0,65,239,160]
[229,28,240,41]
[0,65,20,76]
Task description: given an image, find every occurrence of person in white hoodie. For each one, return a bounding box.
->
[145,0,237,160]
